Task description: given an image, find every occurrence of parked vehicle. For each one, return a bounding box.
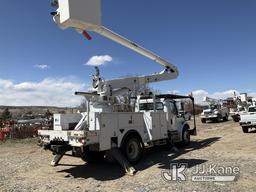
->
[230,107,247,122]
[200,97,229,123]
[239,106,256,133]
[230,93,250,122]
[38,0,197,175]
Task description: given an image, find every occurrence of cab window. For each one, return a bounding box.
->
[169,102,178,115]
[139,102,164,111]
[248,107,256,112]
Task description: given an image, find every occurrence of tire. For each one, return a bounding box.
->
[233,115,240,122]
[122,136,143,164]
[81,148,104,163]
[201,118,206,123]
[223,114,228,121]
[242,127,249,133]
[181,127,190,146]
[216,115,221,122]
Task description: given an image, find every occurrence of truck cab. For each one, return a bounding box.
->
[200,104,229,123]
[230,106,247,122]
[240,106,256,133]
[136,95,186,131]
[135,94,196,143]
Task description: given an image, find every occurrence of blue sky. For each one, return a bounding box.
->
[0,0,256,106]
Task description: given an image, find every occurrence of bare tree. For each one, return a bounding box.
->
[80,98,87,111]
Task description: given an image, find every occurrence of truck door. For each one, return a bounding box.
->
[166,100,183,131]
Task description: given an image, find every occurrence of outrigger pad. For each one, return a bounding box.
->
[50,154,64,166]
[110,148,136,176]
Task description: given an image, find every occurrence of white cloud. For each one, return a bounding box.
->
[85,55,113,66]
[1,79,256,107]
[167,89,256,105]
[34,64,49,70]
[191,89,256,105]
[167,90,180,94]
[0,78,87,107]
[192,89,209,96]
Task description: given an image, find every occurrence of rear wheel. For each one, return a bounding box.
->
[223,114,228,121]
[81,148,104,163]
[122,136,143,164]
[242,127,249,133]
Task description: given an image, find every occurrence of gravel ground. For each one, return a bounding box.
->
[0,117,256,192]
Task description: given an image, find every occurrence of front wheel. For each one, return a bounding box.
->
[122,136,143,164]
[214,115,221,123]
[181,128,190,146]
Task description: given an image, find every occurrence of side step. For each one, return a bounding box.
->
[154,139,167,146]
[168,131,180,143]
[144,139,167,148]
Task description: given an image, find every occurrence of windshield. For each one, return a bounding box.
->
[248,107,256,112]
[139,102,164,111]
[203,106,210,110]
[238,107,245,112]
[203,104,218,110]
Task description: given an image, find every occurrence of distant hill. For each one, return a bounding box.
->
[0,106,83,119]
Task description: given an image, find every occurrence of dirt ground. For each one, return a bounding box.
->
[0,117,256,192]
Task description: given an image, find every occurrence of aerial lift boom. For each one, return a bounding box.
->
[51,0,178,96]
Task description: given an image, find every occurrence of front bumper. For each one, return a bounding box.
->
[200,115,218,119]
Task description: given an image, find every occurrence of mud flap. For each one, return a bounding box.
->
[189,128,197,136]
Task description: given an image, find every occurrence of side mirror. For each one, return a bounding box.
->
[177,114,183,118]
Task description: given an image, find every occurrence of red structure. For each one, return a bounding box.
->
[0,127,11,141]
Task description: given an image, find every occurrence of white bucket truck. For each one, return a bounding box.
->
[200,97,229,123]
[38,0,197,174]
